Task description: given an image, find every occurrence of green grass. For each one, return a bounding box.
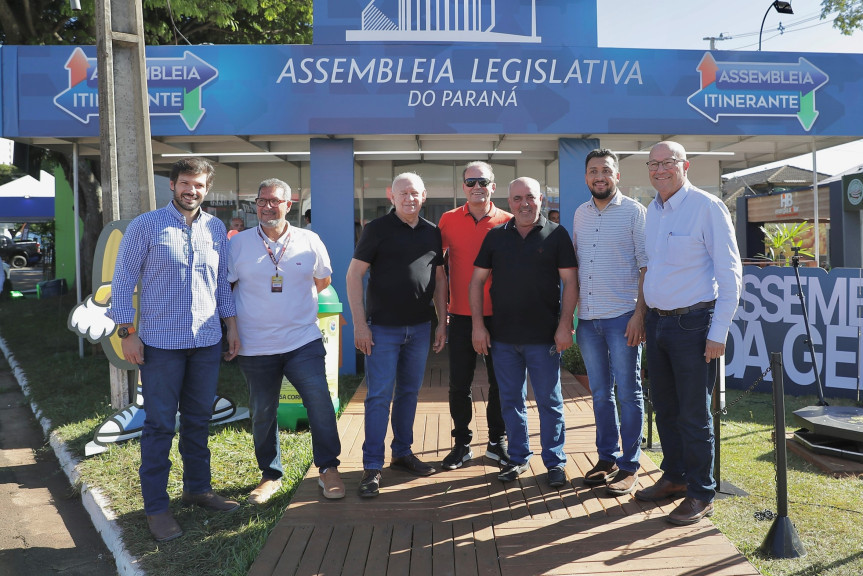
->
[0,295,362,576]
[642,386,863,576]
[5,295,863,575]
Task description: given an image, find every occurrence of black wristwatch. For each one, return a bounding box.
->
[117,326,136,339]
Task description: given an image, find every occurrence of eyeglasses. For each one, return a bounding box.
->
[464,178,492,188]
[254,197,287,208]
[646,158,685,171]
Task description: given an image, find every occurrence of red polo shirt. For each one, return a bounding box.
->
[439,203,512,316]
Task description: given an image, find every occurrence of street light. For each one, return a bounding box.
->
[759,1,794,51]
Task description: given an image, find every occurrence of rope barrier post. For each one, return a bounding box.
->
[759,351,806,559]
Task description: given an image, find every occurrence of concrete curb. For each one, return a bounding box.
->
[0,331,144,576]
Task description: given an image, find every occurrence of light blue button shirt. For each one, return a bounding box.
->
[644,182,742,343]
[573,191,647,320]
[111,202,236,349]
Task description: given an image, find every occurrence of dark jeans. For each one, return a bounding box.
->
[448,314,506,446]
[645,308,716,502]
[238,339,341,479]
[139,342,222,515]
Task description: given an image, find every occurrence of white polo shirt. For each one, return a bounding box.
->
[228,224,332,356]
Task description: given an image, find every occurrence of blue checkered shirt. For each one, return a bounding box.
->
[110,202,236,349]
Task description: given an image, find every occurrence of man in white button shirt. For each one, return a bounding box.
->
[572,148,647,497]
[634,141,742,526]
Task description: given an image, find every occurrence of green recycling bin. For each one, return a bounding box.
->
[277,285,342,430]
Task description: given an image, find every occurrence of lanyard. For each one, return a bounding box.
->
[257,225,290,274]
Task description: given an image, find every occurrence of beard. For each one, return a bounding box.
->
[589,186,613,200]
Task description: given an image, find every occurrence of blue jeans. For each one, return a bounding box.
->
[491,341,566,470]
[362,322,431,470]
[576,312,644,473]
[645,308,716,502]
[139,342,222,515]
[238,339,341,479]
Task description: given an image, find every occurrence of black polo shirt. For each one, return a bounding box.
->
[474,216,578,344]
[353,209,444,326]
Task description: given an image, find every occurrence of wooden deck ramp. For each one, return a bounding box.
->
[249,351,759,576]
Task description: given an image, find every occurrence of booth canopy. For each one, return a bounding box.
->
[0,171,55,222]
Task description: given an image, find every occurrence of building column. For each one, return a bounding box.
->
[310,138,356,374]
[558,138,599,234]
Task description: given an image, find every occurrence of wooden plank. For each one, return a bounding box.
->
[270,524,313,576]
[386,523,412,576]
[432,522,456,576]
[293,524,332,575]
[409,523,433,576]
[246,523,295,576]
[318,523,354,576]
[365,524,394,576]
[340,524,373,576]
[452,519,479,576]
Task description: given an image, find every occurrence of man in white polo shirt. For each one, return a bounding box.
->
[229,178,344,504]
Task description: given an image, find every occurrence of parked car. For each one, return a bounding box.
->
[0,235,41,268]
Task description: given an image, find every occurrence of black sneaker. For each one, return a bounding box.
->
[442,444,473,470]
[390,454,437,476]
[547,466,567,488]
[359,469,382,498]
[485,441,510,466]
[497,461,529,482]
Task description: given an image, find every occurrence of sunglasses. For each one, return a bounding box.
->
[464,178,492,188]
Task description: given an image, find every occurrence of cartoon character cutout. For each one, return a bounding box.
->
[68,220,248,456]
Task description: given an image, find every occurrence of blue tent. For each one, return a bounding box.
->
[0,172,55,222]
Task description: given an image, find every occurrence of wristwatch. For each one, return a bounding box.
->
[117,325,136,339]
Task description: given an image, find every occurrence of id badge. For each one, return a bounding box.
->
[271,275,283,293]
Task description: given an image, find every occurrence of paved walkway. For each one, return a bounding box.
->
[249,351,760,576]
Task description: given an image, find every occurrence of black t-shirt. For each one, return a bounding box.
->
[474,216,578,344]
[353,210,444,326]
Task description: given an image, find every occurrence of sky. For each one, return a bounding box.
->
[597,0,863,176]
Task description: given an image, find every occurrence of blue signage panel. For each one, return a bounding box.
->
[2,44,862,138]
[729,266,863,399]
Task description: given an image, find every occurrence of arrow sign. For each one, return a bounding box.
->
[54,49,218,130]
[146,51,218,92]
[688,52,829,132]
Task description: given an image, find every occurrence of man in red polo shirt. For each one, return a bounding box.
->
[439,161,513,470]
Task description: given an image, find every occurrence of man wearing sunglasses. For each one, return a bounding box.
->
[636,141,742,526]
[111,157,240,542]
[438,162,512,471]
[228,178,344,504]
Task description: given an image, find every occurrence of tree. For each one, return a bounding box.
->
[821,0,863,34]
[0,0,312,293]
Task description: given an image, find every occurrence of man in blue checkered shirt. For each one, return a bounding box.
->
[110,157,240,543]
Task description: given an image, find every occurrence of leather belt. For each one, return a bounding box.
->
[653,300,716,317]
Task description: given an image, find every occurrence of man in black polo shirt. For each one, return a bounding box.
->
[346,172,448,498]
[470,177,578,487]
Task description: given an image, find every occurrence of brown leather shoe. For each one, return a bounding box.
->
[248,478,282,506]
[606,470,639,496]
[634,477,687,502]
[584,460,618,485]
[181,490,240,512]
[146,510,183,542]
[667,497,714,525]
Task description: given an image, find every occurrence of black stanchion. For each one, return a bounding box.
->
[759,351,806,559]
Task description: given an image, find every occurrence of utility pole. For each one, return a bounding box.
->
[703,33,732,50]
[95,0,156,408]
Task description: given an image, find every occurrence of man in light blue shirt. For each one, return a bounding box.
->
[111,157,240,542]
[573,148,647,497]
[635,141,742,526]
